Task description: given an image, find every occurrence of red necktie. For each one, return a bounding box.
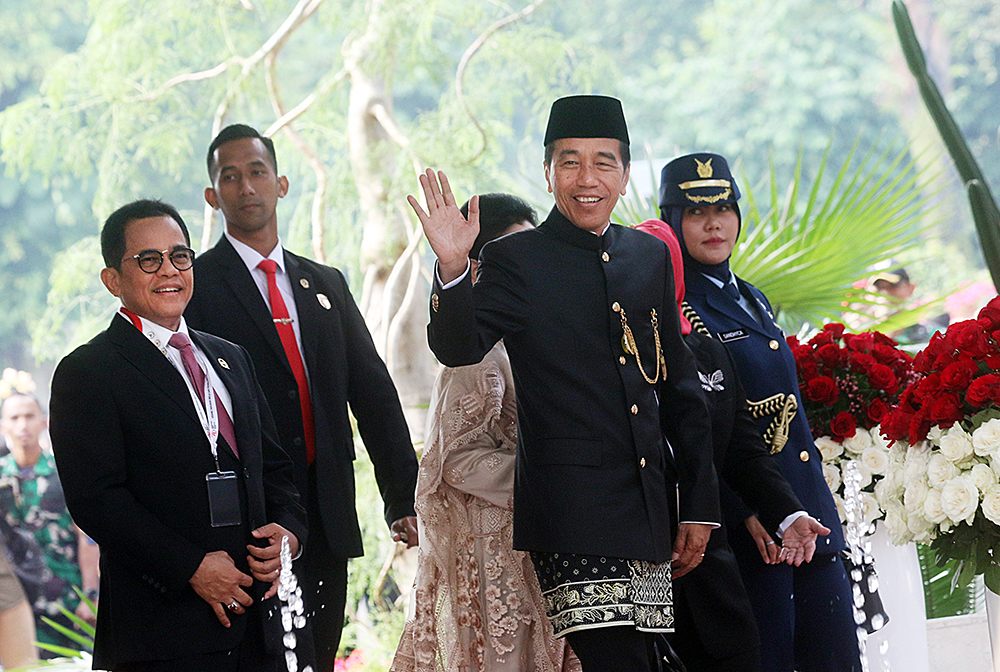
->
[167,332,239,457]
[257,259,315,466]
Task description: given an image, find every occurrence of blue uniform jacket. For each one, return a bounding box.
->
[683,272,845,554]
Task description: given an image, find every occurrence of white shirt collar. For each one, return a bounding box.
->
[117,307,190,353]
[702,270,738,289]
[225,230,286,275]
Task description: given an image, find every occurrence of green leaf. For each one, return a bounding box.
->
[986,562,1000,595]
[953,553,979,591]
[40,613,94,650]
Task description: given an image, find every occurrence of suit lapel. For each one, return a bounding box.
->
[284,252,320,373]
[212,236,291,375]
[190,330,242,460]
[108,316,202,427]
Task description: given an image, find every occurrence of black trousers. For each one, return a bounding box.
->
[300,468,349,672]
[564,625,658,672]
[113,607,279,672]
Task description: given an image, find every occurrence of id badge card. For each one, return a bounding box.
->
[206,471,241,527]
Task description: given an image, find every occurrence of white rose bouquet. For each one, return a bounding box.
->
[880,296,1000,592]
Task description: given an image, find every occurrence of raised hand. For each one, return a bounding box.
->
[407,169,479,283]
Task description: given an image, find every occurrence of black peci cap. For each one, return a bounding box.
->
[543,95,630,146]
[659,153,741,210]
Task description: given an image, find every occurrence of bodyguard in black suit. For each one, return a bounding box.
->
[410,96,719,672]
[49,200,306,671]
[659,154,861,672]
[185,125,419,671]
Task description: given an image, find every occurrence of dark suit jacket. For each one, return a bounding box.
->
[428,207,718,563]
[185,237,417,557]
[49,316,306,668]
[670,331,804,660]
[684,272,845,553]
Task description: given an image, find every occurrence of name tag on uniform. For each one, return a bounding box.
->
[718,329,749,343]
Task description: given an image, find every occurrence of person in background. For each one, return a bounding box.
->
[0,541,37,669]
[391,193,578,672]
[658,153,861,672]
[186,125,420,671]
[0,392,99,655]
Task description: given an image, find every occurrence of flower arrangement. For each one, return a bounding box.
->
[879,297,1000,591]
[788,323,914,524]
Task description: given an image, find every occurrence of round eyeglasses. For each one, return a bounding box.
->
[126,247,196,274]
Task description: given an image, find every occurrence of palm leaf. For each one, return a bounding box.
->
[732,138,941,327]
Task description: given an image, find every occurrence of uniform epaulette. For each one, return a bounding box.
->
[681,301,712,338]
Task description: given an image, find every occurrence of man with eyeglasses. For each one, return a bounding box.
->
[49,198,307,671]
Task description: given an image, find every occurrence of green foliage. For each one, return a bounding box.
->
[613,139,938,332]
[623,0,903,183]
[733,139,937,328]
[894,0,1000,290]
[930,514,1000,594]
[341,439,409,670]
[35,587,96,659]
[918,545,979,619]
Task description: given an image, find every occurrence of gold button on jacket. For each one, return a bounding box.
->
[769,340,779,350]
[799,450,810,462]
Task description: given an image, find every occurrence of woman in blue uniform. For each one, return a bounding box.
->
[657,153,861,672]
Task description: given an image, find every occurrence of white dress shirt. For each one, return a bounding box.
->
[225,232,310,382]
[117,308,234,422]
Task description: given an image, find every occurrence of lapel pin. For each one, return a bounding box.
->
[317,293,331,310]
[300,278,310,289]
[217,358,230,370]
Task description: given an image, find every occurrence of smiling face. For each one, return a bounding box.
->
[544,137,629,233]
[205,136,288,245]
[680,203,740,265]
[100,215,193,331]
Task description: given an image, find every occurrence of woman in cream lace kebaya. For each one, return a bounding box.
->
[390,193,578,672]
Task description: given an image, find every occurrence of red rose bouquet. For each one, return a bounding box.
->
[878,297,1000,591]
[789,323,914,523]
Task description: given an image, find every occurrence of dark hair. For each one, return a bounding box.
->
[207,124,278,179]
[461,193,537,259]
[0,392,45,417]
[101,199,190,270]
[544,140,630,168]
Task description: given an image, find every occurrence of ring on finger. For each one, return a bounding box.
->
[228,600,240,611]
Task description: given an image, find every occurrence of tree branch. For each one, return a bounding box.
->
[265,49,330,262]
[456,0,549,162]
[264,67,349,137]
[132,0,326,104]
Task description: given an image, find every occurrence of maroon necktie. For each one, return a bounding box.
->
[168,332,238,457]
[257,259,315,466]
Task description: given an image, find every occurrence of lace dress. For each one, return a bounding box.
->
[391,342,579,672]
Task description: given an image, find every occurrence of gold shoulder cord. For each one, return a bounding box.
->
[683,301,797,453]
[681,301,711,337]
[619,307,668,384]
[747,394,798,454]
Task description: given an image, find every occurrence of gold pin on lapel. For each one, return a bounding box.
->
[300,278,310,289]
[317,293,331,310]
[217,358,230,370]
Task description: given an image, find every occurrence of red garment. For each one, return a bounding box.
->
[634,220,691,335]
